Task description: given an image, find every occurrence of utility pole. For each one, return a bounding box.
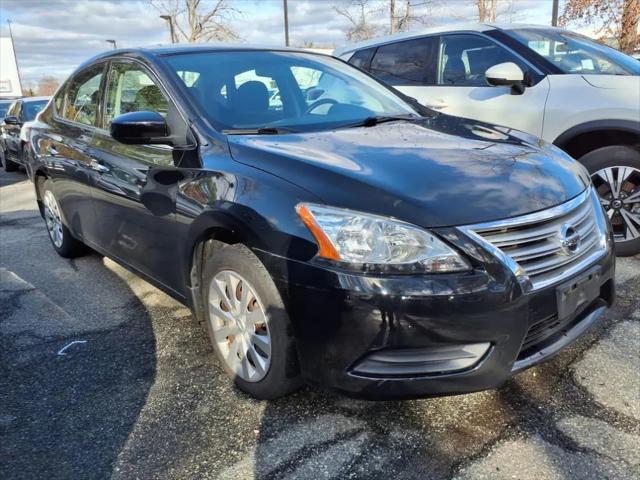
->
[6,19,23,96]
[283,0,290,46]
[551,0,559,26]
[160,15,177,43]
[106,39,117,49]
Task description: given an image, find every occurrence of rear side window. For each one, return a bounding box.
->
[104,61,169,126]
[63,63,105,126]
[437,34,526,86]
[347,48,375,70]
[370,37,437,86]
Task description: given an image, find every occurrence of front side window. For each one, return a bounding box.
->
[63,64,105,126]
[437,34,525,86]
[23,100,48,122]
[164,51,416,132]
[507,28,640,75]
[7,101,20,118]
[104,62,169,126]
[370,37,437,86]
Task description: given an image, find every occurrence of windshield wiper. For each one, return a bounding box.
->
[222,127,297,135]
[341,114,421,129]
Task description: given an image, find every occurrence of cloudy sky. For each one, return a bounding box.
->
[1,0,568,87]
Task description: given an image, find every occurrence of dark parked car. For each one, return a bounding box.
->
[2,96,50,172]
[27,46,615,399]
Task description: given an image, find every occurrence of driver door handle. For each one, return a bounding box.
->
[47,146,59,156]
[90,158,109,173]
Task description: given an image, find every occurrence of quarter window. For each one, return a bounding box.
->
[63,64,105,126]
[347,48,375,70]
[104,62,169,126]
[370,37,437,86]
[437,34,525,86]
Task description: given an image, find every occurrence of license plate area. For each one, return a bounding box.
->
[556,266,601,321]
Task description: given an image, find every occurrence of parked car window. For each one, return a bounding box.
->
[23,100,48,122]
[437,34,525,86]
[0,101,12,118]
[7,101,21,118]
[165,51,415,132]
[104,62,169,126]
[347,48,375,70]
[370,37,436,85]
[507,28,640,75]
[63,64,105,126]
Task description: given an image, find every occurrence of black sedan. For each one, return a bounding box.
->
[26,45,614,399]
[2,96,50,172]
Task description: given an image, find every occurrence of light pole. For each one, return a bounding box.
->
[106,39,117,49]
[283,0,289,46]
[551,0,559,26]
[6,19,23,95]
[160,15,177,43]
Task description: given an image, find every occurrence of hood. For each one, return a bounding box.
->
[227,114,590,227]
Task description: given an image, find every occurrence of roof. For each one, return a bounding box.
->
[333,22,565,56]
[20,96,51,102]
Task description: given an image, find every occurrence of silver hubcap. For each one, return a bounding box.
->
[43,190,64,248]
[592,166,640,242]
[208,271,271,382]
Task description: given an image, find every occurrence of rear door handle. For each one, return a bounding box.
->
[89,158,109,173]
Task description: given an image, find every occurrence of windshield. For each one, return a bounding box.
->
[164,50,417,132]
[23,100,48,121]
[507,28,639,75]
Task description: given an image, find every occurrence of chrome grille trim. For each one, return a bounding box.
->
[459,188,610,291]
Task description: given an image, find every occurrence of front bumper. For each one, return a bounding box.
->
[256,236,615,400]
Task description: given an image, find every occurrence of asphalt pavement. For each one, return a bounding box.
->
[1,167,639,480]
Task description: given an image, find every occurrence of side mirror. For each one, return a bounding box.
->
[485,62,526,95]
[3,115,20,125]
[110,111,170,145]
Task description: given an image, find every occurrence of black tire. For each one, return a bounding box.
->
[201,242,302,399]
[579,145,640,257]
[3,151,18,172]
[40,179,85,258]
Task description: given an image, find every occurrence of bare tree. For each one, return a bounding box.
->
[561,0,639,53]
[149,0,240,42]
[36,76,60,96]
[334,0,381,42]
[475,0,498,22]
[390,0,432,33]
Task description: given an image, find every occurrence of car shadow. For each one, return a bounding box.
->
[0,245,157,479]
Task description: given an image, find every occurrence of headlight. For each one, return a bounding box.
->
[296,203,470,272]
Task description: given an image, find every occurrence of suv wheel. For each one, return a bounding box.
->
[201,243,302,399]
[580,145,640,256]
[41,180,85,258]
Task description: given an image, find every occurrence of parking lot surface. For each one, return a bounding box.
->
[1,168,639,480]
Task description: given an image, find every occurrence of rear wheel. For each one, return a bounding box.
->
[3,150,18,172]
[41,180,85,258]
[201,243,302,399]
[580,146,640,257]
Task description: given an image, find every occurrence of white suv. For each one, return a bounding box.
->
[334,24,640,255]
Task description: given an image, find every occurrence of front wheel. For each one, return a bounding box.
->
[201,243,302,399]
[41,180,85,258]
[580,146,640,257]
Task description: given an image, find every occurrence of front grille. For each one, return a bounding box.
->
[461,188,608,290]
[520,314,561,353]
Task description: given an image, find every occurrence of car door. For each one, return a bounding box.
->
[89,59,183,294]
[4,100,22,160]
[373,33,551,138]
[39,63,107,244]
